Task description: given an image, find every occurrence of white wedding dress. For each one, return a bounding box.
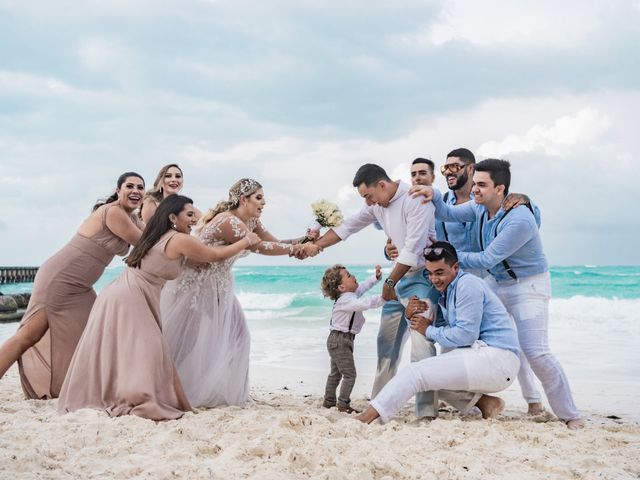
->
[160,213,293,408]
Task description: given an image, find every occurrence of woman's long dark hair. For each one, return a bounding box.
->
[126,194,193,268]
[92,171,145,212]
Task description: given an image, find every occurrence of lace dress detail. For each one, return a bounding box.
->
[160,212,294,408]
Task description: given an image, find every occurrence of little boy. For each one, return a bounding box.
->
[320,264,384,413]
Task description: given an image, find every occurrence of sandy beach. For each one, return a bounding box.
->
[1,362,638,480]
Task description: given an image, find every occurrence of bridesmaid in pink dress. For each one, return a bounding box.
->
[0,172,145,399]
[58,194,259,421]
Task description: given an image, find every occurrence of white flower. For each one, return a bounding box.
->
[310,199,343,228]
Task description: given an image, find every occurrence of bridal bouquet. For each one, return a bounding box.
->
[301,199,343,243]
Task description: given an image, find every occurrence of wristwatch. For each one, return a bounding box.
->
[384,277,397,288]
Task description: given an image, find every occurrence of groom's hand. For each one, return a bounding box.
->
[290,244,307,259]
[303,243,322,258]
[305,228,320,242]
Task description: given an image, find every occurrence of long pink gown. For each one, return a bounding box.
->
[58,231,191,421]
[18,203,138,399]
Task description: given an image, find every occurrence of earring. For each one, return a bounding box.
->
[172,224,177,230]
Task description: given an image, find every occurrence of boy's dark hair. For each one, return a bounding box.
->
[321,264,346,301]
[352,164,391,188]
[424,241,458,267]
[412,158,435,172]
[474,158,511,195]
[446,148,476,164]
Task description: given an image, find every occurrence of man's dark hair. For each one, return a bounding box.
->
[412,158,435,172]
[474,158,511,195]
[424,241,458,267]
[352,164,391,188]
[446,148,476,164]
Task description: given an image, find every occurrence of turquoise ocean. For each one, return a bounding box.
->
[2,264,639,408]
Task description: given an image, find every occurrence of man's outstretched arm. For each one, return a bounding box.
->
[314,229,342,249]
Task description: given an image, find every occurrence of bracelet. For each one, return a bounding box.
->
[244,236,253,247]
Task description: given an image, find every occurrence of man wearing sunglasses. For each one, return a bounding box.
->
[436,148,479,263]
[426,148,544,416]
[357,241,521,424]
[410,159,583,429]
[313,163,440,419]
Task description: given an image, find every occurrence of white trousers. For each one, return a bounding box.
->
[485,272,581,421]
[371,341,520,424]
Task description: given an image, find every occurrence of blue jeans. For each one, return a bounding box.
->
[371,269,440,418]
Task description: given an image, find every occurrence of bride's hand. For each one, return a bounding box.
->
[290,244,307,259]
[304,228,320,242]
[243,232,261,247]
[303,243,322,258]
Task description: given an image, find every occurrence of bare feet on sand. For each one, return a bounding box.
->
[527,402,544,415]
[356,406,380,424]
[476,395,505,419]
[566,418,585,430]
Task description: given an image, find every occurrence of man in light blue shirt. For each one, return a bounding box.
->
[357,241,521,424]
[435,148,481,255]
[412,159,583,428]
[387,149,544,414]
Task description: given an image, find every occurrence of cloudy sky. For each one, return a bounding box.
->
[1,0,639,267]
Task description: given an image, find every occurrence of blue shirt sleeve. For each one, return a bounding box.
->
[531,202,541,228]
[458,210,536,270]
[426,280,481,347]
[432,189,477,223]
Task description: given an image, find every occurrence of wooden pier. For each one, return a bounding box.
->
[0,266,38,284]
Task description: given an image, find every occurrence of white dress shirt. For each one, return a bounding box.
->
[330,275,384,334]
[333,181,435,272]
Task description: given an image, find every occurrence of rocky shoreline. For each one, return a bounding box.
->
[0,293,30,323]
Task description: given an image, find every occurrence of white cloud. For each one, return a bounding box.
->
[179,137,301,167]
[477,108,612,157]
[401,0,605,48]
[1,1,639,268]
[78,37,127,72]
[0,71,72,97]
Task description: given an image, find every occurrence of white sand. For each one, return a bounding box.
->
[1,365,639,480]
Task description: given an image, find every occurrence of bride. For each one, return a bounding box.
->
[160,178,321,408]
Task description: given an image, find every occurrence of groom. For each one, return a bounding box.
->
[313,163,439,418]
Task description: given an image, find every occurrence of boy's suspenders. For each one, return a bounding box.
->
[330,302,356,333]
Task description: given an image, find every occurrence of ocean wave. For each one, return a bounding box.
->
[550,296,639,331]
[558,270,640,278]
[237,292,295,310]
[365,267,392,274]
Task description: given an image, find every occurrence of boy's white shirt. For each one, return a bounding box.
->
[330,275,384,334]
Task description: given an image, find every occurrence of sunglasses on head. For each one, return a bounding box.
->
[423,246,445,257]
[440,163,468,175]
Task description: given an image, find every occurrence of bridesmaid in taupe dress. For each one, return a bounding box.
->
[58,194,260,421]
[0,172,145,399]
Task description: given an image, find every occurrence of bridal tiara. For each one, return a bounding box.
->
[229,178,261,204]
